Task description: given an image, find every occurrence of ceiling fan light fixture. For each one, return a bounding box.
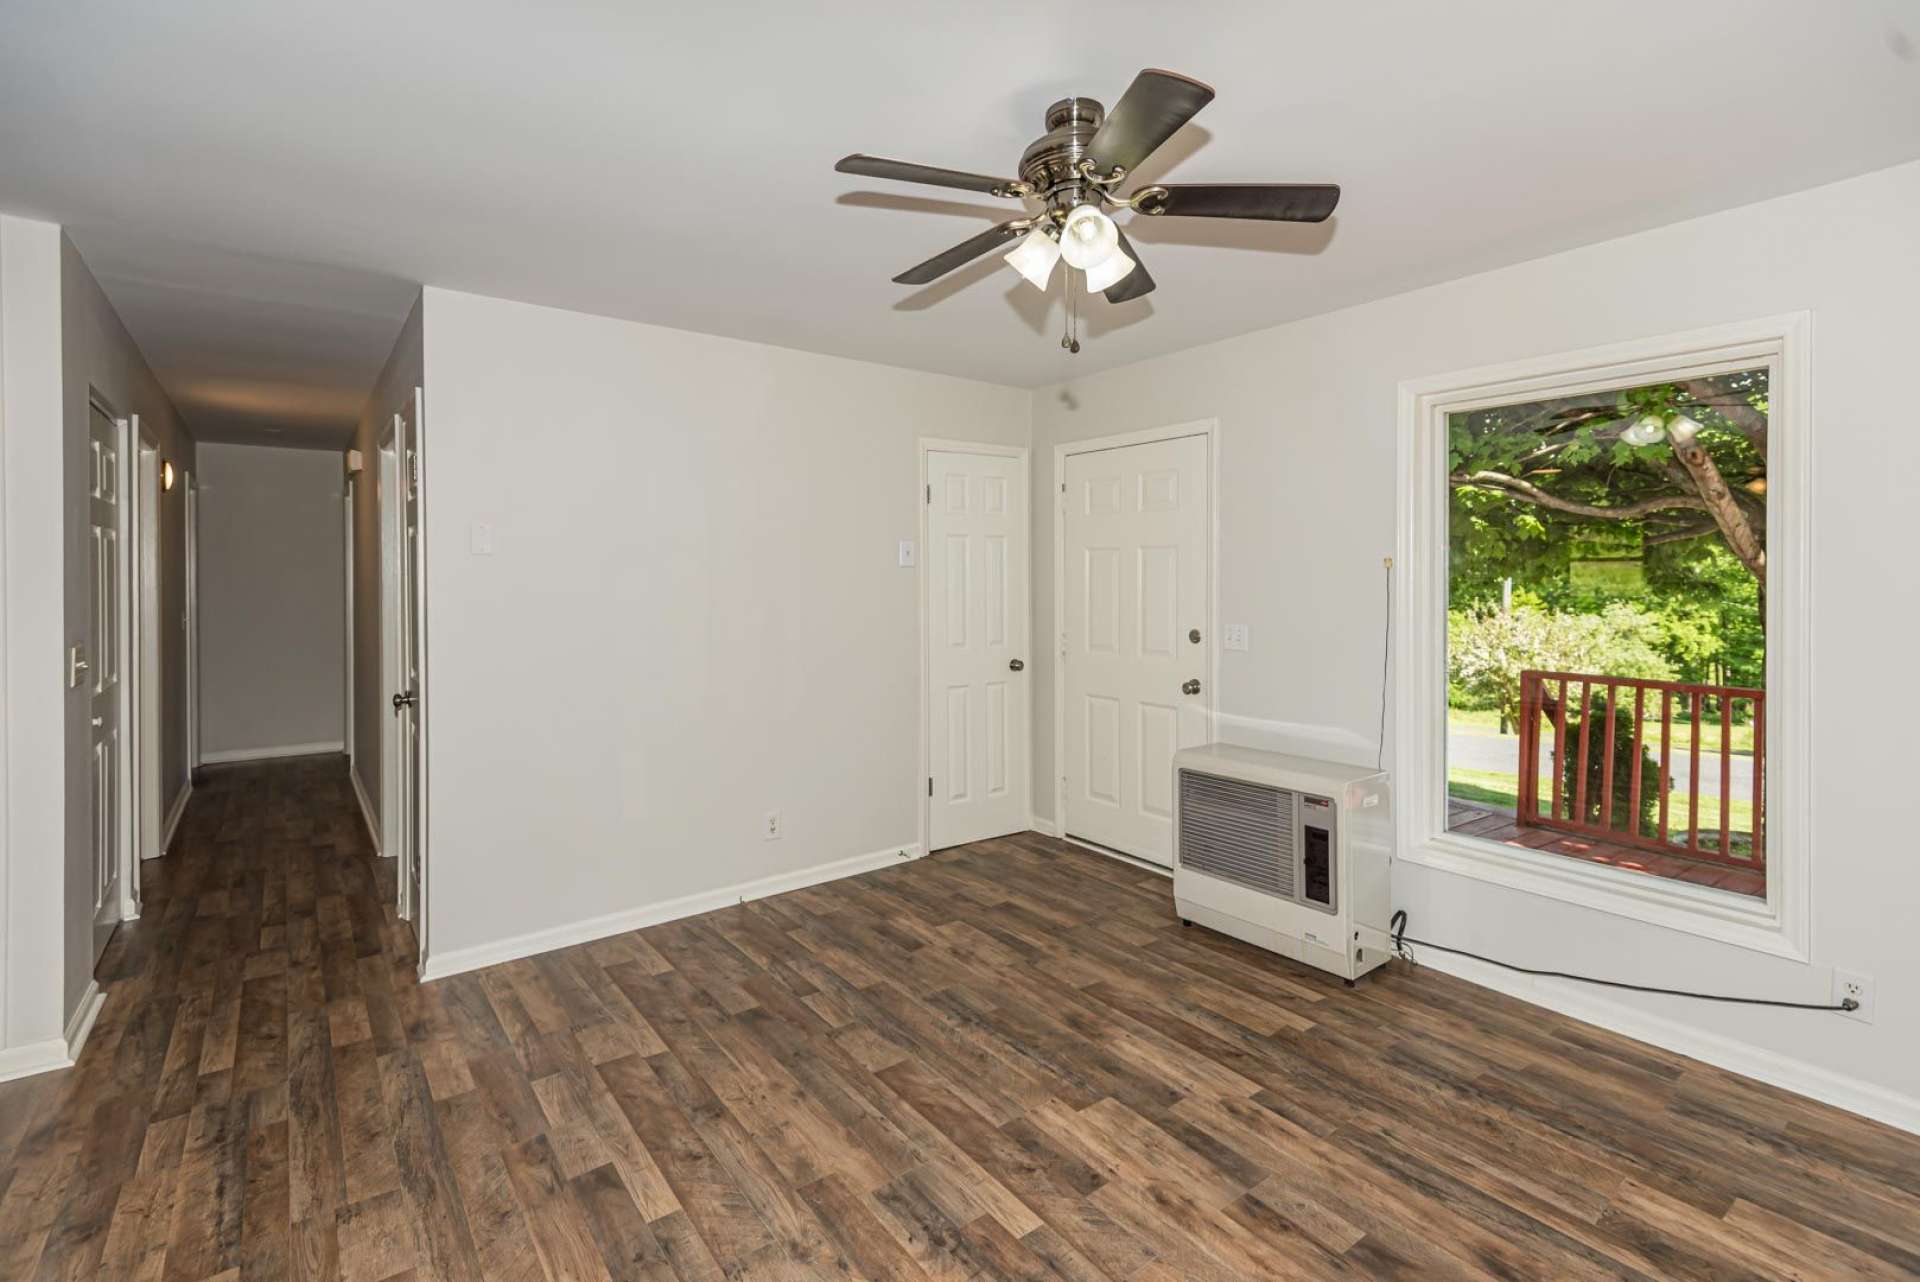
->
[1082,248,1136,292]
[1058,203,1120,269]
[1003,227,1061,290]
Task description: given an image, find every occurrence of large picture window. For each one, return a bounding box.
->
[1444,368,1768,898]
[1396,316,1809,956]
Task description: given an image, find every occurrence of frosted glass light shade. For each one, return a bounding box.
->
[1665,414,1701,445]
[1082,248,1136,292]
[1003,227,1060,290]
[1059,204,1120,269]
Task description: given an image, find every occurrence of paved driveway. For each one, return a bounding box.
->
[1450,728,1753,800]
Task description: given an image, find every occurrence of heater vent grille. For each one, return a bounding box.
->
[1177,771,1294,898]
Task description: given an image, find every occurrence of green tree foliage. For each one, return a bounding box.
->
[1447,369,1768,693]
[1449,601,1674,729]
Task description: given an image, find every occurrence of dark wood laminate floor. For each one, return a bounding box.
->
[3,757,1916,1281]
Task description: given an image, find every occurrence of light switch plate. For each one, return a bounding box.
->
[897,540,916,568]
[1224,624,1249,651]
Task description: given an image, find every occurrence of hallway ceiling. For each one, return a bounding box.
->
[3,2,1918,447]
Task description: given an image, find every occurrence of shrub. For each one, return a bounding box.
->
[1555,693,1661,836]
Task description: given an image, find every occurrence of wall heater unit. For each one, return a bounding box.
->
[1173,744,1393,982]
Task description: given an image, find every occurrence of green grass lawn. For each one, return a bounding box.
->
[1450,705,1755,755]
[1448,765,1756,855]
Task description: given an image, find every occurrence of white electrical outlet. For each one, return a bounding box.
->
[1224,624,1249,652]
[763,810,781,841]
[1833,969,1874,1023]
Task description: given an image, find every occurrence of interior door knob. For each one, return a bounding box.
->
[392,690,416,713]
[1182,678,1202,696]
[1009,659,1025,672]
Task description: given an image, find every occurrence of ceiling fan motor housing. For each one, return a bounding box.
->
[1021,97,1106,214]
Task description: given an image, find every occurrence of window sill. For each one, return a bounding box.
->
[1400,830,1806,961]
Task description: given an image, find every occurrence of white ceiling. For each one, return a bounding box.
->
[3,1,1918,448]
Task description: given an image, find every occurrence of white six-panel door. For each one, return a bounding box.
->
[1061,433,1210,865]
[927,449,1029,850]
[87,404,124,958]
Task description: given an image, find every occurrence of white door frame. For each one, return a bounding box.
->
[917,438,1032,857]
[1050,418,1220,860]
[342,476,354,771]
[406,385,429,970]
[93,394,135,932]
[377,420,405,879]
[184,471,200,775]
[133,423,160,882]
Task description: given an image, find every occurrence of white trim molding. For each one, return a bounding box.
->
[0,1038,72,1084]
[160,782,190,857]
[0,972,107,1086]
[1395,313,1811,960]
[419,842,925,982]
[200,740,346,765]
[1413,951,1917,1136]
[64,979,105,1061]
[350,766,381,857]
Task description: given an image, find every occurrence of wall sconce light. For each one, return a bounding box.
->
[162,459,176,491]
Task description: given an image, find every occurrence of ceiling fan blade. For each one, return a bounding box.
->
[836,153,1020,196]
[893,222,1026,285]
[1085,70,1215,175]
[1103,228,1156,303]
[1138,183,1341,222]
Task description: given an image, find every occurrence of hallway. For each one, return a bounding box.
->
[4,759,1919,1281]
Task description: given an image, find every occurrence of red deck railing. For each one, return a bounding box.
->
[1516,669,1764,869]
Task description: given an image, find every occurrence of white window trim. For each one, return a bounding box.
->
[1394,312,1812,961]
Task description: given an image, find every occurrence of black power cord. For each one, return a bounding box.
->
[1388,911,1858,1012]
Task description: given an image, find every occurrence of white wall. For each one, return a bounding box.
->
[1030,159,1920,1124]
[0,216,67,1065]
[346,295,423,832]
[197,443,345,759]
[420,287,1029,968]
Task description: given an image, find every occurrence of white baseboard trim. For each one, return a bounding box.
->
[64,980,106,1062]
[0,1036,73,1083]
[1414,948,1920,1136]
[421,841,925,983]
[160,782,191,856]
[349,766,382,857]
[1028,816,1059,837]
[200,740,345,764]
[1059,832,1174,879]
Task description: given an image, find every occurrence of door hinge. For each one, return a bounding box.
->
[928,777,933,797]
[926,484,932,504]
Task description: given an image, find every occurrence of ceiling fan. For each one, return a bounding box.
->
[834,69,1339,350]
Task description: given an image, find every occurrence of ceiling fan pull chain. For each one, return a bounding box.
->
[1060,271,1082,354]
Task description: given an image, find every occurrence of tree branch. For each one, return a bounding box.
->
[1671,442,1766,578]
[1450,471,1716,520]
[1645,522,1719,547]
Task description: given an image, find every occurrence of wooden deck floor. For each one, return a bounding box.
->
[1448,800,1767,898]
[1,755,1908,1280]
